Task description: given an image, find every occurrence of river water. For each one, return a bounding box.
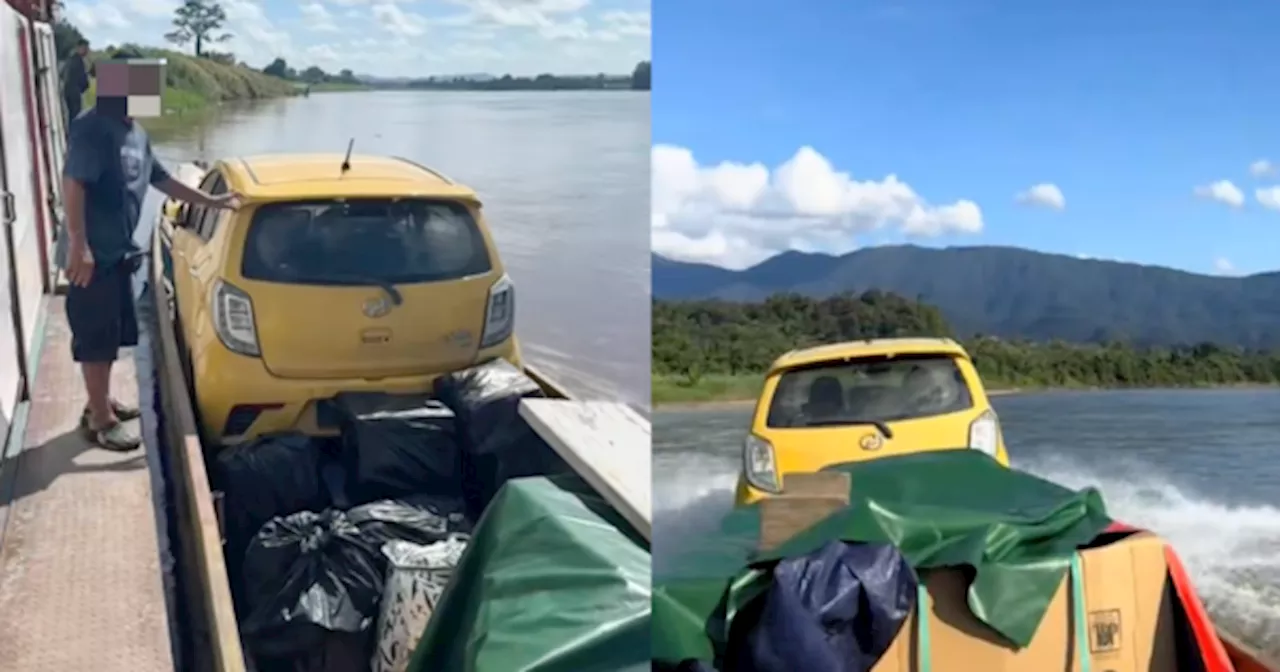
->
[653,389,1280,659]
[150,90,652,410]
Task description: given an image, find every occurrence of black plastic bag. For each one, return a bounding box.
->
[253,633,370,672]
[434,359,559,512]
[213,434,337,605]
[240,510,384,660]
[433,358,544,454]
[487,430,570,493]
[347,494,472,558]
[733,541,916,672]
[332,392,464,504]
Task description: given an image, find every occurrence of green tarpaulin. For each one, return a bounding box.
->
[652,451,1112,664]
[409,474,651,672]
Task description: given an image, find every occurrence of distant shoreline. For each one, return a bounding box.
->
[652,374,1278,410]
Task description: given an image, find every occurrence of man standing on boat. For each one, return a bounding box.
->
[61,39,92,127]
[60,63,240,451]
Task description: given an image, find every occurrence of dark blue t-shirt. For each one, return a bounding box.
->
[58,108,171,270]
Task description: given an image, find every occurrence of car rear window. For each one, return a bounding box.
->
[240,199,492,285]
[766,354,974,428]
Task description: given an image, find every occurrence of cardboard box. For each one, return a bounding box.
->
[757,471,851,552]
[872,532,1177,672]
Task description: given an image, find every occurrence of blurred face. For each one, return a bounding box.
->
[95,59,164,118]
[76,44,88,56]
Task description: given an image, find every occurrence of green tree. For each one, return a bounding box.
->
[52,21,84,60]
[165,0,232,57]
[262,57,289,78]
[300,65,326,83]
[631,60,650,90]
[653,292,1280,389]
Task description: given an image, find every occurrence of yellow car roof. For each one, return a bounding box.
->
[769,337,970,374]
[219,154,480,201]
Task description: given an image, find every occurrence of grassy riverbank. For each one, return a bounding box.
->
[307,81,372,92]
[653,374,766,406]
[81,46,298,134]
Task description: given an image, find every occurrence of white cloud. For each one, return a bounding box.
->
[64,1,128,29]
[126,0,178,18]
[652,144,984,269]
[372,3,427,37]
[1256,186,1280,211]
[1214,257,1238,276]
[1250,159,1275,177]
[601,10,650,37]
[1194,180,1245,208]
[1015,183,1065,211]
[300,3,338,32]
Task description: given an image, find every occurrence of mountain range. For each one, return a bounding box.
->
[652,246,1280,348]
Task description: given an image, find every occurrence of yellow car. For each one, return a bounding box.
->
[734,337,1009,506]
[163,154,521,442]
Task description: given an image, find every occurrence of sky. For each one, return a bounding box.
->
[652,0,1280,276]
[62,0,650,78]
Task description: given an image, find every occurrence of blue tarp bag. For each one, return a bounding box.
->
[738,540,917,672]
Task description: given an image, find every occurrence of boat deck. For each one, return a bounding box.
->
[0,297,173,671]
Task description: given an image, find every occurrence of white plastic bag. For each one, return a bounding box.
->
[371,535,470,672]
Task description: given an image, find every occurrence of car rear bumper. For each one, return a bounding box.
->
[191,334,522,442]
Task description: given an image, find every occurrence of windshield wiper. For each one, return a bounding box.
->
[803,418,894,438]
[291,273,403,305]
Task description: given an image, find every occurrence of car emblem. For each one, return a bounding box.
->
[363,296,392,318]
[859,433,883,451]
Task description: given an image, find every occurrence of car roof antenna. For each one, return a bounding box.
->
[340,138,354,175]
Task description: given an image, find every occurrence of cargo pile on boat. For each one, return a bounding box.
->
[213,358,564,672]
[652,451,1239,672]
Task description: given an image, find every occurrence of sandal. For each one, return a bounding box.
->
[80,399,141,425]
[87,420,141,452]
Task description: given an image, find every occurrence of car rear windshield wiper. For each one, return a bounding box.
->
[291,273,403,305]
[803,418,894,438]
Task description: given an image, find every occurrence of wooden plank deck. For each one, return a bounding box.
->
[0,297,174,671]
[149,227,246,672]
[519,399,651,540]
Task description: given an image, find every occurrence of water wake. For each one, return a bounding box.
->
[1022,455,1280,655]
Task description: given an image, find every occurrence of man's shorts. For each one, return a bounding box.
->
[66,258,139,363]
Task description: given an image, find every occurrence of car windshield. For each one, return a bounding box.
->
[766,354,974,428]
[240,198,491,285]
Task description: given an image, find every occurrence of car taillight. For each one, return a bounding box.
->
[480,273,514,348]
[212,279,260,357]
[743,433,781,493]
[968,409,1000,457]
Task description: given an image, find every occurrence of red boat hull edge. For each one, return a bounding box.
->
[1104,521,1277,672]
